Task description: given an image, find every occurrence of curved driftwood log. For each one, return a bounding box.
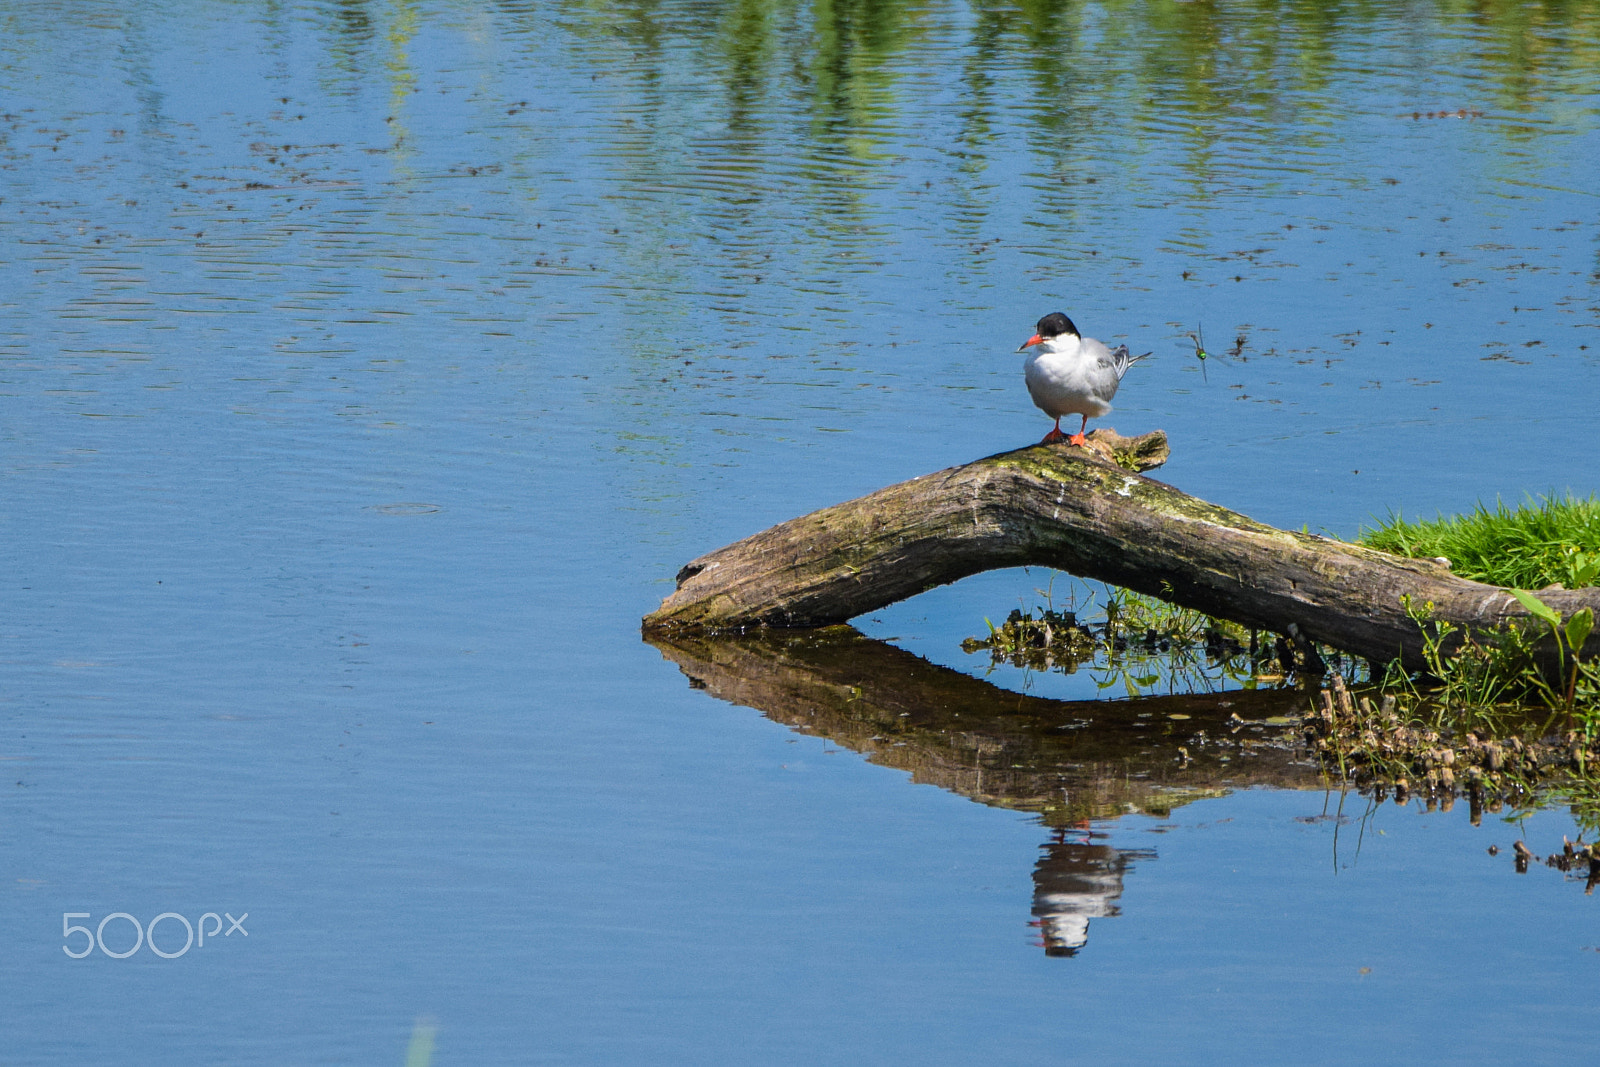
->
[644,429,1600,671]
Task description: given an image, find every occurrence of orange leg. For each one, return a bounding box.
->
[1040,416,1065,443]
[1067,414,1089,447]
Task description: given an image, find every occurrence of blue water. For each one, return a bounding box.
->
[3,0,1599,1062]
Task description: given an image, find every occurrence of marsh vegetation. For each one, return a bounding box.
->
[966,496,1600,837]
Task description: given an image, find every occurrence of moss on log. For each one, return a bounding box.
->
[643,430,1600,671]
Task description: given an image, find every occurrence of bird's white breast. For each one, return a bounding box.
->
[1024,336,1119,419]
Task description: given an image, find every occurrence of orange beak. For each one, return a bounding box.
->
[1017,333,1043,351]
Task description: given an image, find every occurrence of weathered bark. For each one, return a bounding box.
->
[643,429,1600,671]
[646,625,1324,824]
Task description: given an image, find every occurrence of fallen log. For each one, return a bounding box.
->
[643,429,1600,671]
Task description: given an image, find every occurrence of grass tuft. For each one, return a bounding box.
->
[1359,494,1600,589]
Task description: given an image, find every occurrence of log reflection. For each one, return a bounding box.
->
[648,625,1327,955]
[646,625,1323,826]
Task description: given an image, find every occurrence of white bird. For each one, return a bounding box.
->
[1017,312,1147,445]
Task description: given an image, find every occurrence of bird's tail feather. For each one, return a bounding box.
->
[1112,346,1151,380]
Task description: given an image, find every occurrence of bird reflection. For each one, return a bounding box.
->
[1030,827,1156,957]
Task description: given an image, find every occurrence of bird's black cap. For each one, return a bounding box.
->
[1036,312,1078,339]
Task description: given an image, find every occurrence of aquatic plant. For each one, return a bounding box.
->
[1310,587,1600,833]
[965,567,1600,826]
[962,482,1600,826]
[1340,497,1600,798]
[1381,588,1599,730]
[1508,589,1597,723]
[961,581,1348,698]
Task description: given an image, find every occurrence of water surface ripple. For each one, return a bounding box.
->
[3,1,1598,1062]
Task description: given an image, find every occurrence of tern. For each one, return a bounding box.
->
[1017,312,1147,445]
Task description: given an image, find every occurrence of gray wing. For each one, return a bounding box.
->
[1088,342,1152,383]
[1102,344,1149,382]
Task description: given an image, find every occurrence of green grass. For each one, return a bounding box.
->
[1359,494,1600,590]
[1322,518,1600,809]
